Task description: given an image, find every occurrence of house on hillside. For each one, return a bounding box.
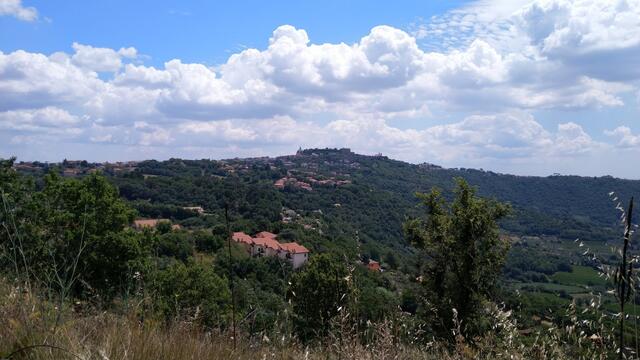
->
[232,232,254,251]
[62,168,81,177]
[274,178,286,189]
[279,242,310,269]
[273,177,313,191]
[367,260,381,272]
[232,231,309,268]
[183,206,205,215]
[252,237,282,257]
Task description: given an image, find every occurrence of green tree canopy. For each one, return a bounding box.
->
[1,169,143,299]
[289,254,350,340]
[404,178,510,340]
[151,260,230,327]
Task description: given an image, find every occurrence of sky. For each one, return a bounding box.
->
[1,0,640,178]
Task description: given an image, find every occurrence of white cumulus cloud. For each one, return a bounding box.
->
[605,126,640,147]
[71,43,137,73]
[0,0,37,22]
[0,107,83,133]
[2,0,640,176]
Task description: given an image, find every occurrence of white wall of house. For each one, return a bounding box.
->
[290,253,308,269]
[243,239,308,268]
[265,247,279,257]
[251,244,266,257]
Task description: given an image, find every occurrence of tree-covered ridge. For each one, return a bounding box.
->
[13,149,640,271]
[3,153,640,358]
[12,149,639,302]
[23,148,633,243]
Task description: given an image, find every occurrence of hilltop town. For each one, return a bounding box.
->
[12,148,363,193]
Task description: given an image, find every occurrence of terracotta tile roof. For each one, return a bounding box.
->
[264,238,281,250]
[234,229,310,263]
[232,232,253,244]
[252,237,281,250]
[367,260,381,271]
[255,231,277,239]
[274,178,286,189]
[280,242,309,254]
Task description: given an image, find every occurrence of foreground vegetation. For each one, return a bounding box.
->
[0,276,624,360]
[2,152,640,358]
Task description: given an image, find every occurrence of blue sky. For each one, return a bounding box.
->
[2,1,462,66]
[2,0,640,178]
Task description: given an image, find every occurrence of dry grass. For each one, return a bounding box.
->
[0,279,439,360]
[0,279,615,360]
[0,280,501,360]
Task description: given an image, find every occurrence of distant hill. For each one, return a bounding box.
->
[10,149,639,338]
[17,148,639,254]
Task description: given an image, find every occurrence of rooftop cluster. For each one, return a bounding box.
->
[232,231,309,268]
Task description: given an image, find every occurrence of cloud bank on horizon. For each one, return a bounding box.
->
[2,0,640,177]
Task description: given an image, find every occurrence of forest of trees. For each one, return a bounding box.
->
[2,150,640,358]
[1,157,403,341]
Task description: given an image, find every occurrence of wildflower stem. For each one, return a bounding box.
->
[619,197,634,359]
[225,203,237,351]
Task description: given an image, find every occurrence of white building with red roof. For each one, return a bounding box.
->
[232,231,253,243]
[279,242,310,269]
[251,237,282,257]
[232,232,254,252]
[231,231,309,268]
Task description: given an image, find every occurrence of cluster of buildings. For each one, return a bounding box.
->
[232,231,310,268]
[307,177,351,187]
[273,175,352,191]
[274,177,313,191]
